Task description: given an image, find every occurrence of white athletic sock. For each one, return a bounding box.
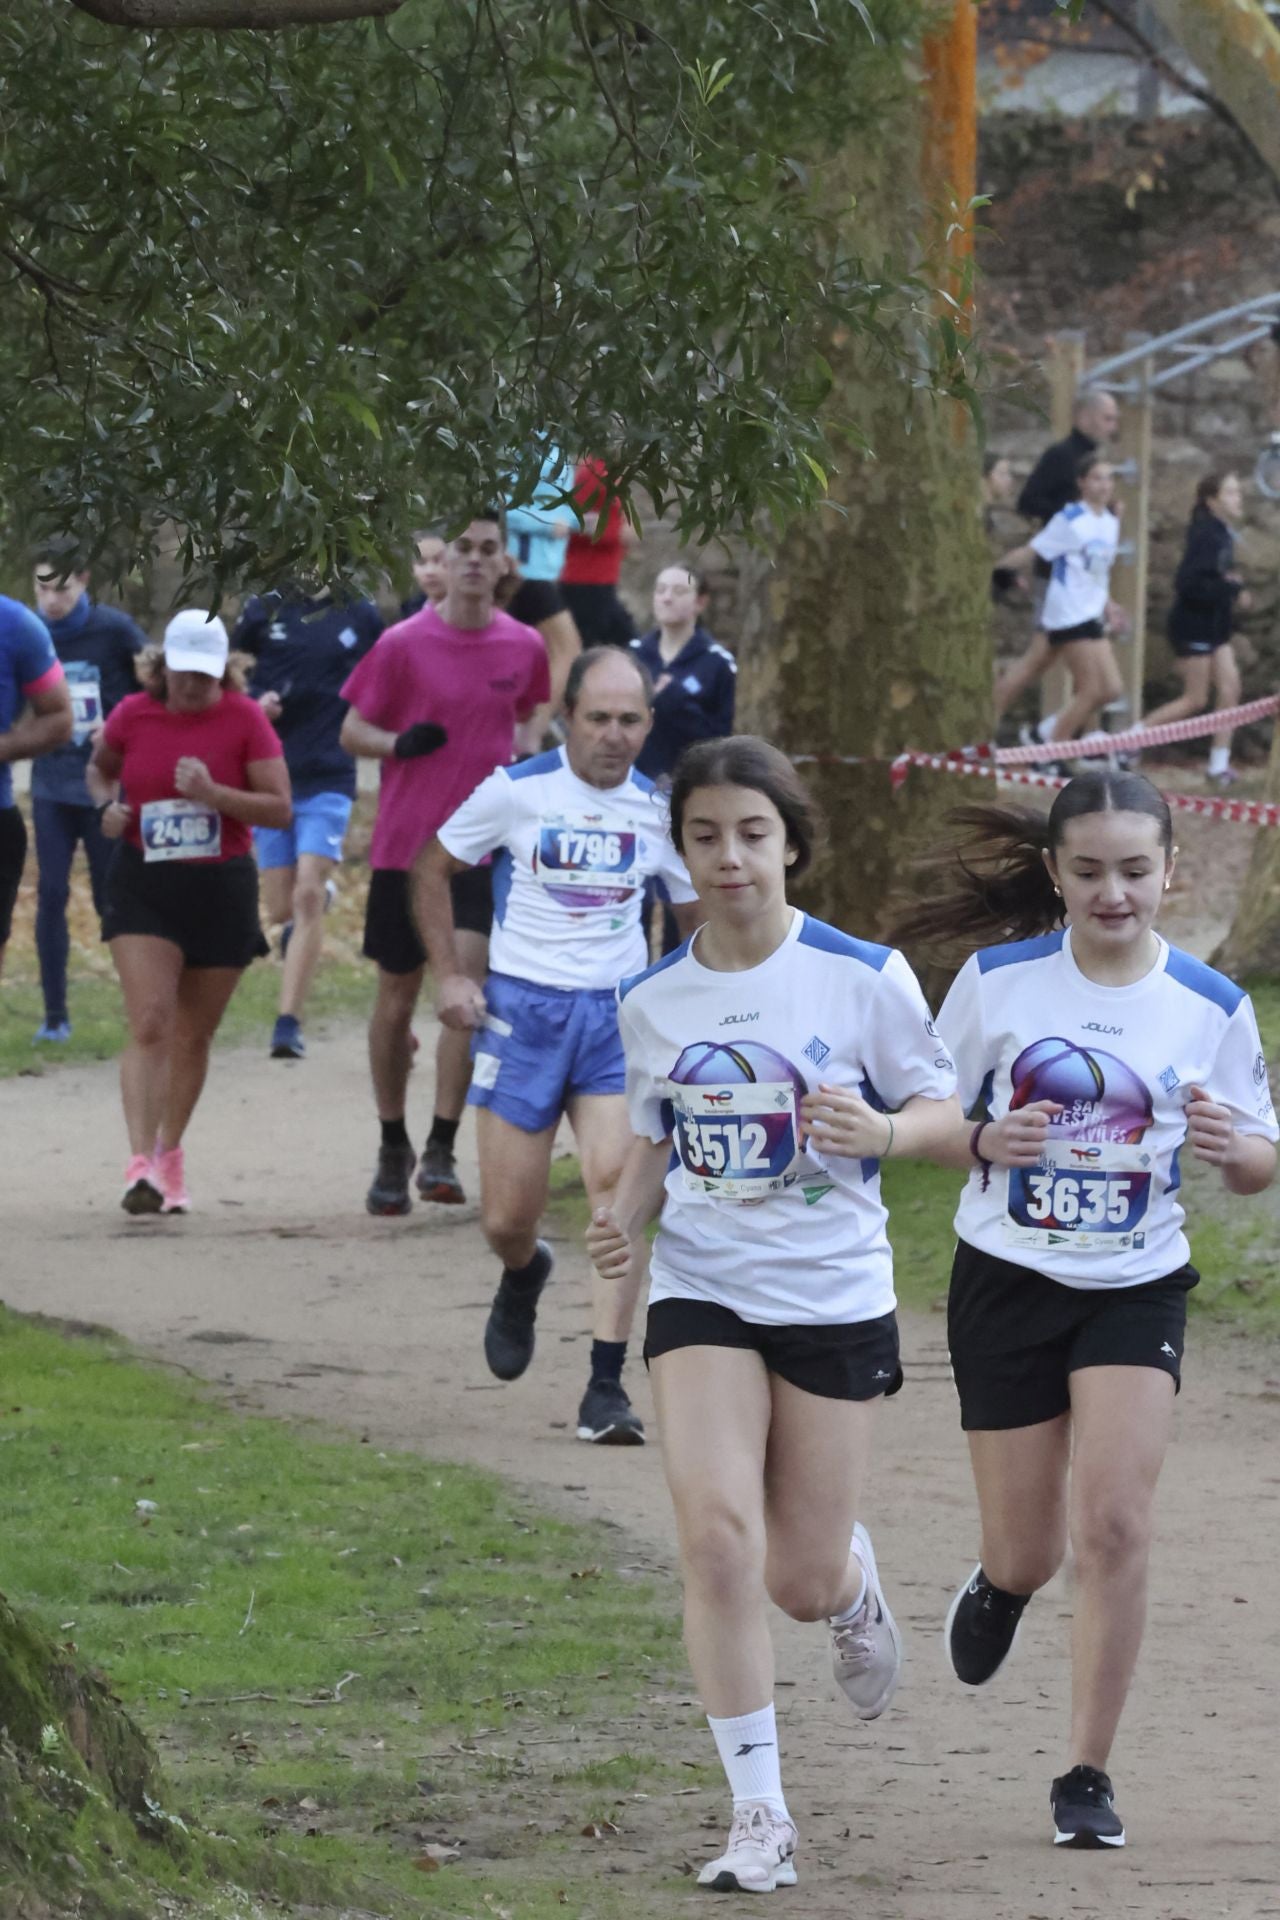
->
[1208,745,1231,775]
[1036,711,1061,744]
[828,1563,868,1626]
[707,1704,788,1817]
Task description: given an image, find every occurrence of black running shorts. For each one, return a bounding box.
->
[644,1297,902,1402]
[0,804,28,946]
[101,843,268,969]
[362,864,493,975]
[948,1238,1198,1432]
[1168,630,1229,660]
[506,578,564,627]
[1046,617,1105,647]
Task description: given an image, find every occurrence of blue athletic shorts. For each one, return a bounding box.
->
[254,791,354,870]
[467,971,625,1133]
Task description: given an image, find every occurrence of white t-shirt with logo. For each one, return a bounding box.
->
[437,746,696,991]
[1032,503,1120,631]
[937,928,1277,1290]
[617,911,958,1325]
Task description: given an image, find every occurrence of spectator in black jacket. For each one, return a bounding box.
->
[1140,472,1250,785]
[629,565,735,784]
[995,388,1122,726]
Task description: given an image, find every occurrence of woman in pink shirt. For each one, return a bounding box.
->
[89,611,291,1216]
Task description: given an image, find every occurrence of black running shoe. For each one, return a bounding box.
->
[1050,1766,1125,1849]
[365,1142,416,1216]
[483,1241,553,1381]
[944,1565,1030,1685]
[576,1378,645,1446]
[416,1138,465,1205]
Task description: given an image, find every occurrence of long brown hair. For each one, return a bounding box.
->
[135,646,253,700]
[669,736,822,878]
[892,771,1173,960]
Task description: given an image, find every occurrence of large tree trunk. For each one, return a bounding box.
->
[737,13,990,947]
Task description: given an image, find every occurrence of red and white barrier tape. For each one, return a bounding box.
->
[893,751,1280,827]
[986,693,1280,767]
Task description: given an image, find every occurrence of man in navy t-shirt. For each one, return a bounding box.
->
[31,543,147,1041]
[0,593,72,980]
[234,588,382,1059]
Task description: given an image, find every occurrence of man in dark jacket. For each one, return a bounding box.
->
[31,541,147,1042]
[629,566,735,784]
[1018,388,1120,525]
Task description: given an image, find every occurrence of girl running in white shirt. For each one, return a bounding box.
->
[896,770,1276,1852]
[995,456,1124,753]
[587,736,959,1895]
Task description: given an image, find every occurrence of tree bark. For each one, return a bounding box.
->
[0,1591,164,1825]
[68,0,401,26]
[1145,0,1280,185]
[737,19,990,953]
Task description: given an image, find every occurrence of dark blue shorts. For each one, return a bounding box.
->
[467,971,625,1133]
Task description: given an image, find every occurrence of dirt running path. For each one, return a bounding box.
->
[3,1026,1278,1919]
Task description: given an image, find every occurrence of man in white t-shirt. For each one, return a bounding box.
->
[996,456,1124,757]
[412,647,700,1444]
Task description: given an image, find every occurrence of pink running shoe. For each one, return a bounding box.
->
[122,1154,163,1216]
[153,1144,190,1215]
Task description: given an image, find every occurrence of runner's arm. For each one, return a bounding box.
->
[410,836,486,1028]
[586,1134,671,1284]
[339,704,399,760]
[0,679,74,763]
[928,1100,1063,1173]
[173,755,292,829]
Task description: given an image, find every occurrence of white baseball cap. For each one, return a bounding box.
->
[163,609,229,676]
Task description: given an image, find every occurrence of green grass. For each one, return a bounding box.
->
[0,1307,691,1918]
[0,961,372,1081]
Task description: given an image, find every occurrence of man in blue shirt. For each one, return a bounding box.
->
[30,543,147,1040]
[234,587,382,1059]
[0,594,73,980]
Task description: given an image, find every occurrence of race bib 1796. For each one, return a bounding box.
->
[535,814,639,892]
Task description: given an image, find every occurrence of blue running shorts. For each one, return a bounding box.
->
[254,791,354,870]
[468,971,625,1133]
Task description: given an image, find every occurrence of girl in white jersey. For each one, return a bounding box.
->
[587,738,959,1895]
[896,771,1277,1853]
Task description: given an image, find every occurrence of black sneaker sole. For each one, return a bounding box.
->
[366,1192,413,1217]
[122,1180,163,1216]
[1053,1828,1125,1850]
[576,1420,646,1447]
[415,1179,465,1204]
[270,1043,306,1060]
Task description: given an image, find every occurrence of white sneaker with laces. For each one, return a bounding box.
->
[830,1521,903,1721]
[696,1801,798,1893]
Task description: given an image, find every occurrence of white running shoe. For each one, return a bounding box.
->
[830,1521,903,1721]
[696,1801,797,1894]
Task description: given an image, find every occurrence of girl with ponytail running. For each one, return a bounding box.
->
[896,771,1276,1853]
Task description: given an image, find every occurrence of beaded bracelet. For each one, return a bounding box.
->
[969,1120,993,1192]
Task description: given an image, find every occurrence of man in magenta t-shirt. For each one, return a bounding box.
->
[340,514,550,1216]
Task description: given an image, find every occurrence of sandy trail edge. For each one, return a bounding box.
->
[2,1023,1278,1920]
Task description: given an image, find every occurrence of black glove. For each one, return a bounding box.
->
[393,721,448,760]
